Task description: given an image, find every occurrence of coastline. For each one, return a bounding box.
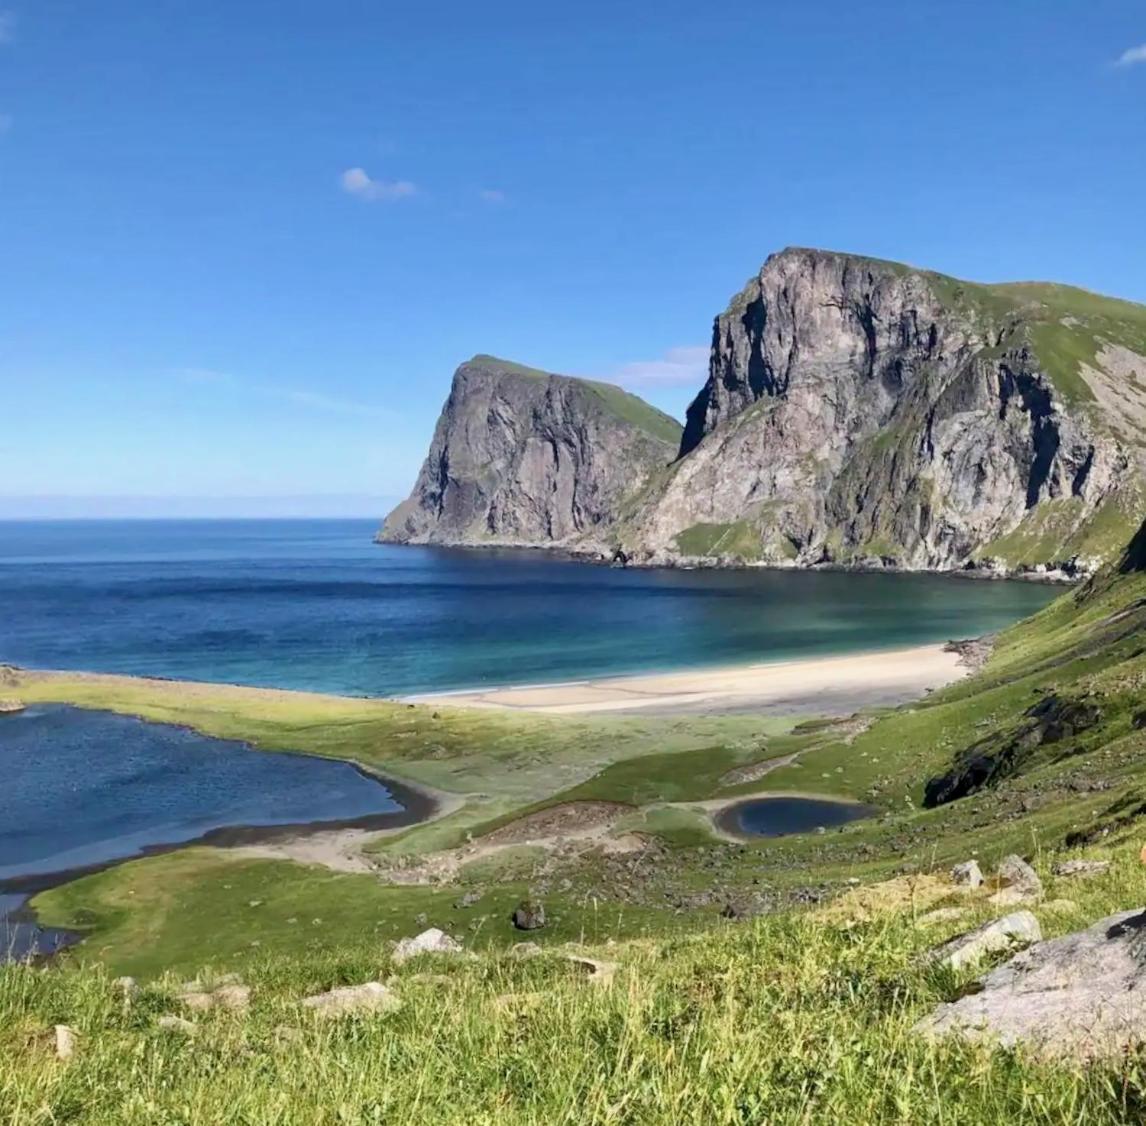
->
[402,641,973,716]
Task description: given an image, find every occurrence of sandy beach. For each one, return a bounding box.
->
[403,642,971,716]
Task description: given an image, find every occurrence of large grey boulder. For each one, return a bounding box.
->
[919,908,1146,1058]
[950,860,983,889]
[928,911,1042,971]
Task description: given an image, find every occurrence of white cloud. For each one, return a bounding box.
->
[479,188,507,204]
[1115,43,1146,67]
[609,345,709,388]
[0,11,15,45]
[340,167,417,202]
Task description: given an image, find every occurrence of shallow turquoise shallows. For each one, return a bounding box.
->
[0,519,1058,697]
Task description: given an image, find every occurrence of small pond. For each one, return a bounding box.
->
[1,705,421,961]
[716,795,877,839]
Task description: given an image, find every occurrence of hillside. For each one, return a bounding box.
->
[379,354,681,547]
[386,251,1146,575]
[623,248,1146,574]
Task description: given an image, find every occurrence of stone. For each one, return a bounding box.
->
[918,907,1146,1058]
[918,907,968,928]
[179,991,215,1012]
[950,860,983,889]
[54,1025,77,1060]
[213,984,251,1011]
[300,982,400,1018]
[157,1015,197,1035]
[989,855,1042,905]
[454,890,482,909]
[392,927,464,964]
[512,900,546,931]
[565,955,618,987]
[1052,859,1111,878]
[509,942,543,960]
[928,911,1042,971]
[112,976,139,999]
[0,698,25,714]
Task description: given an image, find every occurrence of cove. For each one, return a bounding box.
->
[716,795,877,839]
[0,705,425,961]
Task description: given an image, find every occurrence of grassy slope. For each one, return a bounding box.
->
[469,353,683,446]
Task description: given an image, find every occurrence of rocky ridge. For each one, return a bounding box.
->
[383,251,1146,575]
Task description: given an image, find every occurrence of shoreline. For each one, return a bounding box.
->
[402,641,974,716]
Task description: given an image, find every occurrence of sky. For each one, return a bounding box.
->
[1,0,1145,518]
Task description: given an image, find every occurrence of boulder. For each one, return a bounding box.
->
[157,1015,197,1035]
[918,907,1146,1058]
[989,855,1042,905]
[512,900,547,931]
[0,698,25,715]
[392,927,463,964]
[1052,859,1110,879]
[54,1025,77,1060]
[928,911,1042,971]
[950,860,983,889]
[565,955,618,987]
[300,982,400,1018]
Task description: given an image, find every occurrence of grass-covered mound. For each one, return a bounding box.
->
[4,841,1146,1124]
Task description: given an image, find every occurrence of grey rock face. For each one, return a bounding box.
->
[300,981,400,1017]
[918,908,1146,1058]
[380,355,681,549]
[626,248,1144,572]
[989,855,1043,906]
[928,910,1042,971]
[950,860,983,889]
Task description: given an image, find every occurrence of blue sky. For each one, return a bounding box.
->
[2,1,1145,517]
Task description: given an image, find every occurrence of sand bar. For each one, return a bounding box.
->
[404,643,969,716]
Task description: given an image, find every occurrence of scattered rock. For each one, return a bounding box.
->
[454,890,482,909]
[989,855,1043,905]
[392,927,464,964]
[928,911,1042,971]
[177,979,251,1012]
[113,976,139,1003]
[918,907,967,928]
[0,698,25,715]
[213,984,252,1011]
[565,955,618,987]
[179,990,216,1012]
[300,982,400,1017]
[509,942,543,960]
[918,907,1146,1058]
[512,900,546,931]
[950,860,983,889]
[1052,859,1110,879]
[54,1025,78,1060]
[157,1015,197,1035]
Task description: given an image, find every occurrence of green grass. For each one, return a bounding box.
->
[674,520,764,560]
[467,353,683,446]
[8,840,1146,1123]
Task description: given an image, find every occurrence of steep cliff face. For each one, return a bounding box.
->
[379,355,681,547]
[624,249,1146,574]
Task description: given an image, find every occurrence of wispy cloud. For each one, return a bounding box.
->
[176,368,390,418]
[0,11,15,45]
[608,345,709,388]
[340,167,417,202]
[1114,43,1146,67]
[479,188,507,204]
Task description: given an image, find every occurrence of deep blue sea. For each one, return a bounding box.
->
[0,519,1058,697]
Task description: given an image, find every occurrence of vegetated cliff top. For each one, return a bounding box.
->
[461,353,683,446]
[749,247,1146,412]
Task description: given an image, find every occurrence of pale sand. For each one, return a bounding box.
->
[402,642,969,717]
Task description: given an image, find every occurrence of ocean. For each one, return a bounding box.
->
[0,519,1058,697]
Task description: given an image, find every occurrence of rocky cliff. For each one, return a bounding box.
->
[384,250,1146,575]
[379,355,681,547]
[623,248,1146,575]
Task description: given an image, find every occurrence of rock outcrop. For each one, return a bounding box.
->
[383,251,1146,574]
[623,249,1146,573]
[919,907,1146,1059]
[379,355,681,549]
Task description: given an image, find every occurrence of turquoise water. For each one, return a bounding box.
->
[0,520,1058,697]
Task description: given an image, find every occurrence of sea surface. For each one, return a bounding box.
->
[0,519,1059,697]
[0,704,404,960]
